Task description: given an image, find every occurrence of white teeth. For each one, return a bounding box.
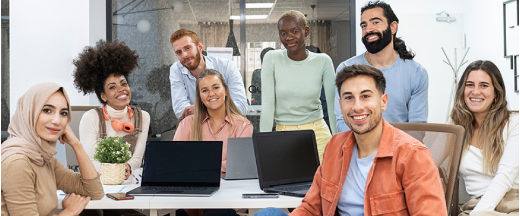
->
[209,99,217,102]
[471,98,483,102]
[353,115,367,120]
[117,95,128,99]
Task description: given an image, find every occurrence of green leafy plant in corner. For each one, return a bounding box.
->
[93,136,132,163]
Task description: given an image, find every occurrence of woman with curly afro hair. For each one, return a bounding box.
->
[73,40,150,180]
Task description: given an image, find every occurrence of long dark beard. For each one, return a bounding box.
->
[362,26,393,54]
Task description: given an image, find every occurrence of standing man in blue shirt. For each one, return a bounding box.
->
[169,29,248,119]
[335,1,428,132]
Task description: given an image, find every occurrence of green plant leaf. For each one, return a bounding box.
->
[93,136,132,163]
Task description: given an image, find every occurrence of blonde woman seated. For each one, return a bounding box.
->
[1,82,104,216]
[174,69,253,173]
[174,69,253,216]
[450,60,518,216]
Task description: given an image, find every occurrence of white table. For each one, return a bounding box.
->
[58,179,303,216]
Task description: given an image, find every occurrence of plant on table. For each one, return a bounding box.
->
[94,136,131,185]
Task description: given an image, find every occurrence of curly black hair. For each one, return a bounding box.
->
[72,40,139,104]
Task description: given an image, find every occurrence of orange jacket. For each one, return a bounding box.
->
[291,120,447,216]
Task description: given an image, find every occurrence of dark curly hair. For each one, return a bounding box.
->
[72,40,139,104]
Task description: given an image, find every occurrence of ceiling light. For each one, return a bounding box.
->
[230,15,268,20]
[246,3,274,8]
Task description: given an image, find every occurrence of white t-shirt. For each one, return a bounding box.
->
[459,113,519,212]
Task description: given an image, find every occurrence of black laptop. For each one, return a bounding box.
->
[252,130,320,197]
[126,141,222,196]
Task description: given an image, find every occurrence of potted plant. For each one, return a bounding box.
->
[94,136,132,185]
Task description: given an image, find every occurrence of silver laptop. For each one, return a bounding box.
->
[126,141,222,197]
[221,137,258,180]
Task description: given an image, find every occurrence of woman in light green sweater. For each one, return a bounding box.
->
[260,10,337,162]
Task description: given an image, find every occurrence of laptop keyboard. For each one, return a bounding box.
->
[141,186,209,191]
[275,184,311,191]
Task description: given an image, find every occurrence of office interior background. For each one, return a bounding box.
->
[1,0,519,164]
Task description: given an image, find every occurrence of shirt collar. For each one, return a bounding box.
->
[202,112,231,124]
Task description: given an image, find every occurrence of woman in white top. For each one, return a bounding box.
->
[72,40,150,180]
[451,60,518,216]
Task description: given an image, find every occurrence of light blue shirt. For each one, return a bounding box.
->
[337,143,377,216]
[334,53,428,132]
[169,55,248,118]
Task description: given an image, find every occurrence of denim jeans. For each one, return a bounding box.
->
[254,208,288,216]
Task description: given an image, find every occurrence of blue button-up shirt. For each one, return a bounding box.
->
[169,55,248,118]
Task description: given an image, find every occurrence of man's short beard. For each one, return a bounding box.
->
[362,26,393,54]
[345,111,382,135]
[183,47,202,71]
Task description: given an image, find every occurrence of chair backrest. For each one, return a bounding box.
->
[390,122,465,216]
[66,106,99,169]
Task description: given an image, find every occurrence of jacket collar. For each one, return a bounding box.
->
[341,119,395,158]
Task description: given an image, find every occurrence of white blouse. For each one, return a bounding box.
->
[459,113,519,213]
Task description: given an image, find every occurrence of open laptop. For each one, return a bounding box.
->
[221,137,258,180]
[253,130,320,197]
[126,141,222,197]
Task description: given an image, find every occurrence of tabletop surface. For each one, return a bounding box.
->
[57,179,303,210]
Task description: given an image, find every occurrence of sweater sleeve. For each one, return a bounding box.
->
[260,52,276,132]
[54,159,104,200]
[79,109,102,172]
[472,114,519,213]
[408,65,429,123]
[1,156,40,216]
[127,110,150,170]
[322,55,337,134]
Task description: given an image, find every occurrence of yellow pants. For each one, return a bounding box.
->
[276,118,332,163]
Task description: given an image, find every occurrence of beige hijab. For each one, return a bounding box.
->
[1,82,71,166]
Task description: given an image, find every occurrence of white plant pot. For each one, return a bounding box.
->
[100,163,125,185]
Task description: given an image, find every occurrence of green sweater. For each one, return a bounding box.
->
[260,49,337,134]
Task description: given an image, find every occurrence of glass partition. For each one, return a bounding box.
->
[110,0,352,136]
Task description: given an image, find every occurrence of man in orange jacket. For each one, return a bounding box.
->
[256,64,446,216]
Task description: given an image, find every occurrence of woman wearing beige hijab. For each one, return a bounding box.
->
[1,82,104,216]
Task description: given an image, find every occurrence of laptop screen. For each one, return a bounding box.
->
[253,130,320,189]
[141,141,222,187]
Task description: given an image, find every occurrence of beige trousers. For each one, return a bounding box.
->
[459,189,519,216]
[276,118,332,163]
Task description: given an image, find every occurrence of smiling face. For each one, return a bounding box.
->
[464,69,495,117]
[360,7,395,54]
[172,36,203,71]
[339,75,387,135]
[278,17,309,56]
[198,75,227,112]
[101,74,132,110]
[35,91,69,142]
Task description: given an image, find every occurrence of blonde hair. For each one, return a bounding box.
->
[191,69,248,141]
[278,10,307,27]
[450,60,510,175]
